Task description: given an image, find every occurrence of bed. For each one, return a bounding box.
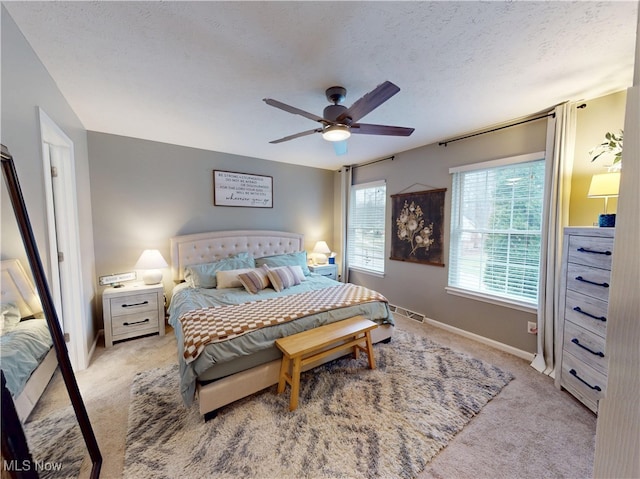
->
[168,230,394,418]
[0,259,57,422]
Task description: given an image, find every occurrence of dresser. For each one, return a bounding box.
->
[555,227,614,413]
[102,282,165,347]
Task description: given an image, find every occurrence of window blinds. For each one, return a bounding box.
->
[449,158,545,305]
[347,180,386,274]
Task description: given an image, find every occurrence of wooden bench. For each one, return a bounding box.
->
[275,315,378,411]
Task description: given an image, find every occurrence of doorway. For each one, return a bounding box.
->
[39,108,89,371]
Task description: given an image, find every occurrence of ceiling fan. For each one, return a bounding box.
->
[263,81,414,155]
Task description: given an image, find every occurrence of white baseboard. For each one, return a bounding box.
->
[86,329,102,367]
[390,304,535,362]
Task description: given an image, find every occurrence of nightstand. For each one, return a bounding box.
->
[308,263,338,280]
[102,282,165,347]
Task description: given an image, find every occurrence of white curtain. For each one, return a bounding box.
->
[531,102,576,375]
[339,165,353,283]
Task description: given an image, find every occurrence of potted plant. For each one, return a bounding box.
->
[588,130,623,227]
[589,130,623,169]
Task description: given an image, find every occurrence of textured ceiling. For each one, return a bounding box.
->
[4,1,638,170]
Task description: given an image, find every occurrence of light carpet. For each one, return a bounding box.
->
[124,330,514,479]
[23,406,85,479]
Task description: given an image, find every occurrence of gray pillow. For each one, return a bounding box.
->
[184,252,255,288]
[255,251,311,276]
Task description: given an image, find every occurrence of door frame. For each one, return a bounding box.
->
[38,107,88,371]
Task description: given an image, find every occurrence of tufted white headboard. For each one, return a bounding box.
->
[1,259,42,318]
[170,230,304,282]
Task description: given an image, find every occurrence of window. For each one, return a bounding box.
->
[448,153,545,309]
[348,180,386,274]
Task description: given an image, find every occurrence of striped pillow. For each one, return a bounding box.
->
[237,267,271,294]
[265,265,303,292]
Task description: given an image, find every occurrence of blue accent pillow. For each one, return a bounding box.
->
[255,251,311,276]
[184,252,255,288]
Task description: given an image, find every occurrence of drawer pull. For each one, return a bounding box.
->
[123,318,150,326]
[569,369,602,391]
[577,247,611,256]
[573,306,607,322]
[575,276,609,288]
[571,338,605,357]
[122,300,149,308]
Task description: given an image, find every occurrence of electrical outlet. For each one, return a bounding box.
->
[527,321,538,334]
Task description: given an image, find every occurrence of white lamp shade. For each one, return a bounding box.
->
[312,241,331,265]
[588,172,620,198]
[313,241,331,254]
[135,249,168,285]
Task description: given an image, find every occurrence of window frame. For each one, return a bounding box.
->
[347,180,387,276]
[446,152,546,313]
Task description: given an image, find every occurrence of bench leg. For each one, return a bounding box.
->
[353,334,360,360]
[365,331,376,369]
[277,355,290,394]
[289,356,302,411]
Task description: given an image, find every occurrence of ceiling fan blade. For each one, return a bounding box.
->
[263,98,326,124]
[268,128,321,144]
[351,123,415,136]
[333,140,348,156]
[335,81,401,124]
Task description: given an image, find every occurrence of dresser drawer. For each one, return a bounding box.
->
[566,263,611,302]
[567,235,614,270]
[561,352,607,407]
[109,292,158,317]
[563,321,608,375]
[112,310,159,337]
[564,289,608,337]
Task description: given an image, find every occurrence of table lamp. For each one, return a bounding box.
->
[312,241,331,265]
[587,172,620,227]
[135,249,168,284]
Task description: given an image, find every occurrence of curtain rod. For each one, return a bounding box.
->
[438,112,556,147]
[338,155,394,172]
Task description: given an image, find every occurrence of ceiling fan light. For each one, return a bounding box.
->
[322,125,351,142]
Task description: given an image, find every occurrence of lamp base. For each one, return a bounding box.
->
[142,269,163,285]
[598,214,616,228]
[314,253,328,265]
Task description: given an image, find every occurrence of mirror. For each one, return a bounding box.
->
[1,144,102,478]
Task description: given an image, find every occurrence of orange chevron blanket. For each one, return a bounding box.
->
[180,283,387,364]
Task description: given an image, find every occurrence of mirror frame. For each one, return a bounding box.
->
[1,144,102,478]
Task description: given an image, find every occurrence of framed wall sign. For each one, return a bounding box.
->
[390,188,446,267]
[213,170,273,208]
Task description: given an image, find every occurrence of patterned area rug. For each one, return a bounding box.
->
[124,330,514,479]
[23,407,85,479]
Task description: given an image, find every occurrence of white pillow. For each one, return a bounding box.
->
[216,268,254,289]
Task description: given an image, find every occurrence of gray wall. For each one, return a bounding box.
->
[1,7,98,352]
[347,119,548,353]
[87,131,335,307]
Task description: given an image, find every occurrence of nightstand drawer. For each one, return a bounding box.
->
[112,310,159,337]
[309,264,337,280]
[109,292,158,317]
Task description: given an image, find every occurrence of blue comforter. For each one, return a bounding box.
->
[0,319,53,397]
[168,275,393,405]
